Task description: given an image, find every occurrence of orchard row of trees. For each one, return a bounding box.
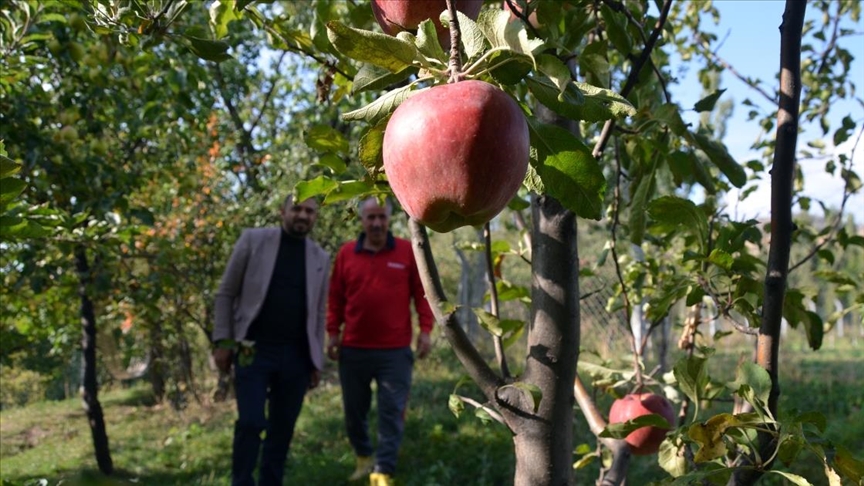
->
[1,1,862,485]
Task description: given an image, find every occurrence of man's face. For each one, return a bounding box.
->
[281,198,318,237]
[361,200,390,246]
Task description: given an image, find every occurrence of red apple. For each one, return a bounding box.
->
[383,80,529,233]
[608,392,676,455]
[371,0,484,48]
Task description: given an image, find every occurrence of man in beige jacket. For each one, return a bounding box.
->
[212,196,330,486]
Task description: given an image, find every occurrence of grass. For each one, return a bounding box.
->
[1,340,862,486]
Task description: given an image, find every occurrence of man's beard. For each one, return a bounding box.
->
[287,221,309,237]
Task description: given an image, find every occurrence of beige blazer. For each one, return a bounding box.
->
[213,227,331,371]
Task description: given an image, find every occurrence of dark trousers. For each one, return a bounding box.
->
[232,342,311,486]
[339,346,414,475]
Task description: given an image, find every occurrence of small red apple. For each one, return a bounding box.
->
[383,80,529,233]
[371,0,484,48]
[608,392,676,456]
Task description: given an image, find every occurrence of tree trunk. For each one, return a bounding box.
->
[75,246,114,475]
[729,1,805,484]
[148,320,166,403]
[511,195,580,485]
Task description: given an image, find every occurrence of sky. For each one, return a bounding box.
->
[669,1,864,223]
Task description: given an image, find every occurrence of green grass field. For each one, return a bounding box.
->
[1,341,862,486]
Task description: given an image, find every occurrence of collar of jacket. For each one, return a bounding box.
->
[354,231,395,253]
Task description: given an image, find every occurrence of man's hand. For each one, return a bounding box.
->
[326,334,341,361]
[416,331,431,359]
[308,370,320,390]
[213,347,233,373]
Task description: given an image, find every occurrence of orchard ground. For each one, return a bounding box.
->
[1,334,861,486]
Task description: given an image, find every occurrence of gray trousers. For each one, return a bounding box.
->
[338,346,414,475]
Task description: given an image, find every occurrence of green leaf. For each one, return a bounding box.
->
[183,33,232,62]
[326,21,417,72]
[448,394,464,417]
[305,124,349,154]
[573,81,635,120]
[579,41,610,88]
[0,155,21,178]
[832,115,856,147]
[653,103,690,137]
[472,308,522,338]
[0,217,48,239]
[765,471,812,486]
[602,413,672,439]
[834,444,864,484]
[441,10,486,60]
[342,84,417,125]
[658,438,687,477]
[647,196,709,253]
[707,249,734,271]
[777,433,805,467]
[0,178,27,206]
[629,158,657,245]
[476,8,543,63]
[358,121,386,177]
[323,179,382,204]
[316,153,347,175]
[525,76,584,117]
[673,355,708,411]
[487,49,533,85]
[536,53,571,100]
[500,382,542,413]
[692,133,747,188]
[694,89,727,112]
[415,20,447,64]
[599,5,632,55]
[294,175,338,203]
[527,119,606,220]
[209,0,239,39]
[352,63,417,95]
[495,280,530,303]
[730,361,772,412]
[688,413,743,462]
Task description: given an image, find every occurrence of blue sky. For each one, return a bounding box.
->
[670,1,864,223]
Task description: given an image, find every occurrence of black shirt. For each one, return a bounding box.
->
[244,231,307,344]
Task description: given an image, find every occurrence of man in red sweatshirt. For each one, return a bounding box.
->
[326,197,434,486]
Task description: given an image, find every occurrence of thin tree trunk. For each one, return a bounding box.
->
[75,246,114,475]
[729,1,805,484]
[511,194,579,485]
[149,321,166,403]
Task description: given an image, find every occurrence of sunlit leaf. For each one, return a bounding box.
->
[305,124,349,155]
[327,20,417,72]
[527,119,605,220]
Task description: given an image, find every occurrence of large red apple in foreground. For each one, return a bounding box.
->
[371,0,484,48]
[383,80,529,233]
[608,393,676,455]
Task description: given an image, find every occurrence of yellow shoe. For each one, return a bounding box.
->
[348,455,374,481]
[369,472,393,486]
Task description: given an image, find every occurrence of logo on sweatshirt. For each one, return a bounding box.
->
[387,261,406,270]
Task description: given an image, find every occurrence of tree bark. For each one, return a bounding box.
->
[511,195,580,486]
[75,246,114,475]
[729,1,805,484]
[149,320,166,403]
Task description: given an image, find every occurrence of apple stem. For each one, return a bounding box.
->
[444,0,464,83]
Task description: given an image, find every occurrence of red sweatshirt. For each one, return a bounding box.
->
[327,234,434,349]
